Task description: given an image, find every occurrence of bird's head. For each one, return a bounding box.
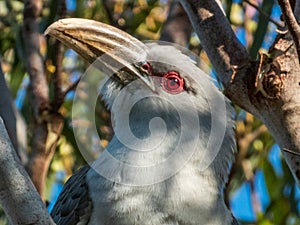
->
[46,19,236,188]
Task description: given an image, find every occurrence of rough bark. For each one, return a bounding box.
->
[180,0,300,186]
[1,58,28,165]
[23,0,50,198]
[23,0,64,198]
[0,64,18,156]
[0,117,54,225]
[52,0,67,112]
[278,0,300,62]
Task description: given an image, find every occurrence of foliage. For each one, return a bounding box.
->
[0,0,298,224]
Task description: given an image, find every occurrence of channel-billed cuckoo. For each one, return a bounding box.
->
[45,18,238,225]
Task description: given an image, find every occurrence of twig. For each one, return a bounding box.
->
[283,148,300,156]
[243,0,284,28]
[238,124,268,151]
[278,0,300,63]
[249,176,261,214]
[225,124,267,206]
[62,78,81,98]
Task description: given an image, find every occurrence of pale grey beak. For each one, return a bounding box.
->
[45,18,155,90]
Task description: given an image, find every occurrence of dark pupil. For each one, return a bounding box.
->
[168,78,179,88]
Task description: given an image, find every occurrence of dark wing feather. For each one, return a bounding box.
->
[51,165,93,225]
[231,215,240,225]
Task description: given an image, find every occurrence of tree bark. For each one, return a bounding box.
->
[180,0,300,186]
[0,63,18,156]
[278,0,300,62]
[0,117,54,225]
[23,0,64,198]
[23,0,51,198]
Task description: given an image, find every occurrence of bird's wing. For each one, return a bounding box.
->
[231,214,240,225]
[51,165,93,225]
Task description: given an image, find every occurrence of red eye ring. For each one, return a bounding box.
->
[161,71,184,94]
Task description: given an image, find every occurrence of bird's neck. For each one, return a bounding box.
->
[91,136,236,225]
[108,110,235,190]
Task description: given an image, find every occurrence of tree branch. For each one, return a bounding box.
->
[23,0,67,198]
[1,58,28,165]
[0,117,54,225]
[160,1,192,46]
[52,0,67,112]
[278,0,300,63]
[225,124,268,205]
[23,0,50,118]
[179,0,257,115]
[180,0,300,187]
[23,0,62,198]
[62,78,80,98]
[0,62,18,155]
[283,148,300,156]
[180,0,250,81]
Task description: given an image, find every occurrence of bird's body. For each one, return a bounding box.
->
[52,162,236,225]
[47,19,238,225]
[87,167,231,225]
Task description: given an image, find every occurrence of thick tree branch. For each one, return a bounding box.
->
[180,0,300,186]
[1,59,28,165]
[52,0,67,112]
[160,1,192,46]
[179,0,257,115]
[0,117,54,225]
[23,0,65,198]
[278,0,300,63]
[22,0,67,199]
[23,0,50,197]
[179,0,250,81]
[52,37,64,112]
[23,0,50,117]
[0,63,18,155]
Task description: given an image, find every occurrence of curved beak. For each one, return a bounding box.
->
[45,18,155,91]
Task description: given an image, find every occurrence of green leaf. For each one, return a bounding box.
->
[262,158,281,200]
[249,0,275,59]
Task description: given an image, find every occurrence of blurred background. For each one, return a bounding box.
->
[0,0,299,224]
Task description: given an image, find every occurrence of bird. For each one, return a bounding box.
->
[45,18,238,225]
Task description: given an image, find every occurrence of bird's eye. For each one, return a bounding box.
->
[141,62,151,73]
[161,71,184,94]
